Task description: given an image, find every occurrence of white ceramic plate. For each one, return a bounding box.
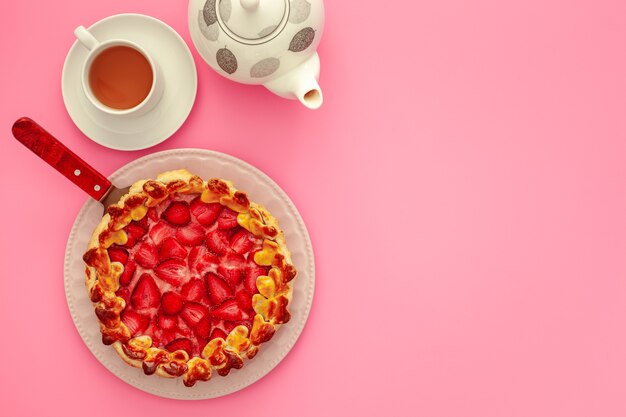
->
[64,149,315,399]
[61,14,197,151]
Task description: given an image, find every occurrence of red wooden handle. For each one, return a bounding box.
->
[12,117,111,201]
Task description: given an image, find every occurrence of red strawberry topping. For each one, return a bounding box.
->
[162,201,191,226]
[161,291,184,315]
[154,259,187,286]
[102,194,287,358]
[149,222,175,247]
[235,289,253,311]
[195,318,212,340]
[190,197,222,225]
[119,261,137,286]
[115,287,131,306]
[176,223,205,246]
[210,328,228,341]
[108,246,129,264]
[130,274,161,309]
[157,313,178,331]
[243,264,269,294]
[223,320,238,333]
[121,310,150,336]
[181,302,209,328]
[134,242,159,268]
[229,229,255,254]
[123,223,147,247]
[217,265,243,288]
[147,207,158,222]
[206,273,234,305]
[217,251,245,287]
[159,237,188,261]
[189,246,220,275]
[165,338,193,356]
[206,229,230,255]
[217,208,239,229]
[181,278,208,303]
[157,329,178,347]
[210,299,249,321]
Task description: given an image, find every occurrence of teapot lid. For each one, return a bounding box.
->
[218,0,289,43]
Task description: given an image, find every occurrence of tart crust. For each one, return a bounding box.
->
[83,169,296,386]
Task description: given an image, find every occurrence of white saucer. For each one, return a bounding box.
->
[62,14,198,151]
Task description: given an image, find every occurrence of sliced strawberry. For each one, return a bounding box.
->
[229,229,255,254]
[240,317,254,330]
[243,264,269,294]
[165,338,193,355]
[115,287,131,307]
[134,242,159,268]
[157,313,179,331]
[210,299,249,321]
[181,278,208,303]
[147,207,158,222]
[162,201,191,226]
[209,328,228,341]
[161,291,184,315]
[154,259,187,286]
[195,317,212,340]
[108,246,129,264]
[130,273,161,309]
[217,251,245,287]
[176,223,205,246]
[159,237,188,261]
[180,302,209,328]
[190,197,222,225]
[235,289,253,311]
[206,273,234,305]
[145,320,159,338]
[188,246,203,269]
[190,246,220,275]
[223,321,238,333]
[206,229,230,255]
[217,208,239,229]
[121,310,150,336]
[158,329,178,347]
[176,320,194,339]
[149,222,176,247]
[119,261,137,286]
[136,215,149,230]
[217,266,242,288]
[226,251,246,265]
[123,223,147,247]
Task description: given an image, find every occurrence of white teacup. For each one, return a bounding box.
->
[74,26,163,117]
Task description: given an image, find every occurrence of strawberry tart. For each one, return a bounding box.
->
[83,169,296,386]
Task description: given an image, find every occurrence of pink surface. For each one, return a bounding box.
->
[1,0,625,415]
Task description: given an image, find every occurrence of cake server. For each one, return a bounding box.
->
[12,117,130,208]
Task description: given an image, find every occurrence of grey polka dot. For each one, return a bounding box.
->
[203,0,217,26]
[216,48,238,74]
[219,0,232,22]
[250,57,281,78]
[198,11,220,41]
[289,0,311,24]
[288,27,315,52]
[258,25,279,38]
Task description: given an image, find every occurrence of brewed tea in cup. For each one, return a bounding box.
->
[75,26,163,117]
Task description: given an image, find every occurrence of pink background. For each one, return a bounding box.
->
[1,0,626,415]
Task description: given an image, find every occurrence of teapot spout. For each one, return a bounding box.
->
[264,53,323,110]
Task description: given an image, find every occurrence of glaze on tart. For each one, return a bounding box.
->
[83,170,296,386]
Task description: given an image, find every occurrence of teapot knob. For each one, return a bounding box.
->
[240,0,260,11]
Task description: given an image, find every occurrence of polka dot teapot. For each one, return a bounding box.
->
[189,0,324,109]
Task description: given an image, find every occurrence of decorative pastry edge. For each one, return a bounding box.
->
[82,169,296,387]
